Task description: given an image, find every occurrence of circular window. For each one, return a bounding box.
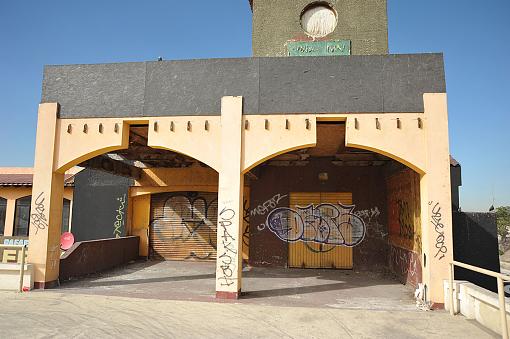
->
[300,3,338,38]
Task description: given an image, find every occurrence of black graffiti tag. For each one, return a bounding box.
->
[430,202,447,260]
[31,192,48,235]
[218,207,237,287]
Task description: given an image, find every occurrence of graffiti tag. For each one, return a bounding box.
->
[266,203,366,247]
[113,194,126,238]
[217,207,237,286]
[31,192,48,235]
[250,193,288,217]
[430,201,447,260]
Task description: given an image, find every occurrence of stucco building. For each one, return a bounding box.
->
[24,0,454,306]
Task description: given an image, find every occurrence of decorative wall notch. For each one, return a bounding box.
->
[285,119,290,130]
[67,124,72,134]
[114,123,119,133]
[265,119,269,130]
[153,121,158,132]
[244,119,250,130]
[354,118,359,130]
[375,118,381,130]
[305,118,311,130]
[170,121,174,132]
[205,120,209,131]
[397,118,402,129]
[187,121,192,132]
[418,118,423,129]
[83,124,88,133]
[98,123,104,134]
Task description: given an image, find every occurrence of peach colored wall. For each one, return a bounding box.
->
[0,186,73,237]
[30,93,452,304]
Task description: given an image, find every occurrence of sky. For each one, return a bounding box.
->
[0,0,508,212]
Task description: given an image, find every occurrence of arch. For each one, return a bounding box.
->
[344,115,427,175]
[149,146,220,173]
[54,119,130,173]
[242,115,317,174]
[242,143,316,174]
[56,145,129,173]
[346,143,426,175]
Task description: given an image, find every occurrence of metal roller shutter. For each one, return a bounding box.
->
[288,192,353,269]
[150,192,218,261]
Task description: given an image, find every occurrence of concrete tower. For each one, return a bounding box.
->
[251,0,389,57]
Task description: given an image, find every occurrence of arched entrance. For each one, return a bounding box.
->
[245,120,424,292]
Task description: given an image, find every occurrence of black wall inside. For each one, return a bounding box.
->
[71,169,132,242]
[453,211,500,292]
[249,158,389,269]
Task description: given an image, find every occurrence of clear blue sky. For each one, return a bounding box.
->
[0,1,508,211]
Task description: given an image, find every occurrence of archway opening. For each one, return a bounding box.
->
[59,124,223,292]
[241,121,422,307]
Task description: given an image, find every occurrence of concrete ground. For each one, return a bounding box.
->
[0,290,497,338]
[57,260,417,310]
[0,261,498,338]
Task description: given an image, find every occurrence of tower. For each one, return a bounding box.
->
[251,0,389,57]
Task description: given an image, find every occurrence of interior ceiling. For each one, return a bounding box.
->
[80,123,392,171]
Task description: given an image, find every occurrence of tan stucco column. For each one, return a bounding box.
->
[28,103,64,288]
[215,96,244,299]
[420,93,454,306]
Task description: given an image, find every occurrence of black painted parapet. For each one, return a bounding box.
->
[59,236,139,281]
[42,54,446,118]
[453,212,500,292]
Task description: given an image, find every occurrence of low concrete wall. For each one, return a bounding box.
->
[445,280,509,335]
[0,263,33,290]
[60,236,139,281]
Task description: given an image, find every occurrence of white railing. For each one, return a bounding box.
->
[0,244,27,292]
[449,261,510,339]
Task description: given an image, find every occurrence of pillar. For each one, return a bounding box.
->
[420,93,454,306]
[28,103,64,289]
[215,96,244,299]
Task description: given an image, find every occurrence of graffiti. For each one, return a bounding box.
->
[113,194,126,238]
[30,192,48,235]
[430,201,447,260]
[151,194,218,260]
[265,203,366,247]
[397,200,414,240]
[354,207,380,223]
[217,207,237,287]
[389,245,422,286]
[48,244,60,270]
[250,194,288,217]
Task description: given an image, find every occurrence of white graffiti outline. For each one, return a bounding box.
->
[266,203,366,247]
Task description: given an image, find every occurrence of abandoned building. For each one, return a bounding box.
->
[5,0,467,307]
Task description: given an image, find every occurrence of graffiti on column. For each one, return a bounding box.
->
[31,192,48,235]
[217,207,237,287]
[113,194,126,238]
[429,201,447,260]
[265,203,366,247]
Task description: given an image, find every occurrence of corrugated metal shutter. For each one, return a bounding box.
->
[288,192,353,269]
[150,192,218,261]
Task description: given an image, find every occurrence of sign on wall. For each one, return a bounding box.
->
[287,40,351,57]
[0,236,28,263]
